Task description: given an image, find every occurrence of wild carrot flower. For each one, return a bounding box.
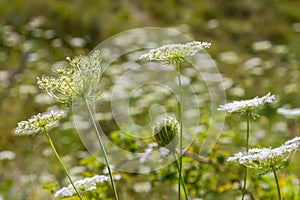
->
[55,175,109,198]
[227,136,300,171]
[219,92,275,200]
[39,51,119,199]
[152,116,179,152]
[37,50,102,106]
[152,116,189,199]
[140,41,211,64]
[14,110,65,135]
[218,92,275,115]
[14,109,83,199]
[228,137,300,200]
[141,41,210,200]
[277,107,300,118]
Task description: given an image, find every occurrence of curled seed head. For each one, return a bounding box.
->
[152,116,179,151]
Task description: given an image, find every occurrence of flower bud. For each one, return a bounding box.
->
[152,116,179,151]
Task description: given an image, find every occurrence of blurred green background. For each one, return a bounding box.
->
[0,0,299,199]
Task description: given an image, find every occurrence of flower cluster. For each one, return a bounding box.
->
[54,175,109,198]
[277,107,300,118]
[218,92,275,114]
[14,110,65,135]
[152,116,179,151]
[227,137,300,171]
[37,50,102,106]
[140,41,211,64]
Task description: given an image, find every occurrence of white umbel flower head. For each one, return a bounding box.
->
[140,41,211,64]
[37,50,102,106]
[218,92,275,114]
[227,136,300,171]
[277,107,300,118]
[14,110,65,135]
[55,175,109,198]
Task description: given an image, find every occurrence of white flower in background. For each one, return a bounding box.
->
[13,110,65,135]
[252,40,272,51]
[277,107,300,118]
[140,41,211,64]
[37,50,102,106]
[159,147,171,158]
[227,136,300,171]
[0,150,16,160]
[133,182,152,193]
[54,175,109,198]
[69,37,86,48]
[138,143,158,163]
[103,164,115,174]
[218,92,275,114]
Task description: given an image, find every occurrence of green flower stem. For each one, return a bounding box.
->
[298,120,300,195]
[272,167,281,200]
[176,61,185,200]
[45,131,83,200]
[241,167,247,200]
[83,97,119,200]
[173,153,189,200]
[242,113,250,200]
[246,114,250,152]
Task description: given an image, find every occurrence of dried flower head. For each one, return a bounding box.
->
[140,41,211,64]
[218,92,275,116]
[55,175,109,198]
[37,50,102,106]
[277,107,300,118]
[227,136,300,171]
[152,116,179,151]
[14,110,65,135]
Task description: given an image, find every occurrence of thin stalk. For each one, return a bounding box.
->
[176,61,184,200]
[45,131,83,200]
[242,114,250,200]
[173,153,189,200]
[241,167,247,200]
[246,114,250,152]
[83,97,119,200]
[298,120,300,197]
[272,167,281,200]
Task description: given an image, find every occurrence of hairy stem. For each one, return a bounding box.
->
[272,167,281,200]
[83,97,119,200]
[45,131,83,200]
